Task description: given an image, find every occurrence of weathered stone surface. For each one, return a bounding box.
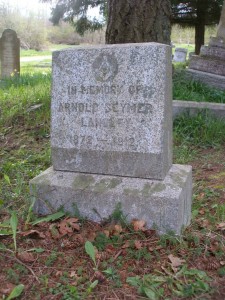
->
[0,29,20,78]
[173,100,225,120]
[200,45,225,60]
[51,43,172,180]
[189,55,225,76]
[173,48,188,62]
[30,164,192,235]
[186,69,225,90]
[209,37,225,49]
[217,0,225,39]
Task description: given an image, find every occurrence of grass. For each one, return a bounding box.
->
[0,62,225,299]
[173,69,225,103]
[20,44,76,57]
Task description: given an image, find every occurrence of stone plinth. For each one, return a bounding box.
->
[188,36,225,89]
[51,43,172,180]
[189,55,225,76]
[0,29,20,78]
[187,69,225,90]
[30,165,192,235]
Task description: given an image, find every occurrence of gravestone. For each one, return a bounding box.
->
[188,1,225,89]
[173,48,188,62]
[0,29,20,78]
[30,43,192,235]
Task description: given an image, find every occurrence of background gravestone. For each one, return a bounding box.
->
[30,43,192,235]
[0,29,20,78]
[188,1,225,90]
[173,48,188,62]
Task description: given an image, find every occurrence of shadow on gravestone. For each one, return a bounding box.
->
[0,29,20,78]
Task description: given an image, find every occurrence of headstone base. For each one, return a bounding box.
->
[189,55,225,76]
[30,164,192,235]
[187,69,225,90]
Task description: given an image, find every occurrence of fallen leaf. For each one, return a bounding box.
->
[55,271,63,277]
[0,283,15,295]
[217,222,225,231]
[93,271,106,283]
[49,224,60,239]
[220,261,225,266]
[106,244,115,253]
[122,241,130,249]
[202,219,210,228]
[113,224,123,235]
[18,251,35,263]
[199,208,205,215]
[58,217,80,235]
[134,240,142,250]
[70,271,78,278]
[131,219,146,232]
[168,254,185,273]
[103,230,110,237]
[84,230,96,241]
[20,230,45,239]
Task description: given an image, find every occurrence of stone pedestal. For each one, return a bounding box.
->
[30,43,192,235]
[31,165,192,235]
[189,37,225,77]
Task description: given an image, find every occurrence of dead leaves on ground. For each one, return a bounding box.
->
[168,254,186,273]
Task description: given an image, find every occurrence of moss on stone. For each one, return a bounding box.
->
[145,183,166,196]
[94,178,122,193]
[73,174,95,190]
[123,188,140,196]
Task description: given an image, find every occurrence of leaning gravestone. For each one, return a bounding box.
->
[0,29,20,78]
[30,43,192,235]
[173,48,188,63]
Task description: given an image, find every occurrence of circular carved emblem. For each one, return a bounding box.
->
[92,53,118,82]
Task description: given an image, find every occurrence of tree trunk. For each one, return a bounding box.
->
[195,0,206,55]
[105,0,171,45]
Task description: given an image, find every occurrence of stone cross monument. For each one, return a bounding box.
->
[30,43,192,235]
[0,29,20,78]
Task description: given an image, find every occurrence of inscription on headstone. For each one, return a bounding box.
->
[0,29,20,78]
[51,44,172,179]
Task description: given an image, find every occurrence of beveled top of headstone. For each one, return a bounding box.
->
[51,43,172,180]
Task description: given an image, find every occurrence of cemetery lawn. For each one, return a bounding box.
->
[0,71,225,300]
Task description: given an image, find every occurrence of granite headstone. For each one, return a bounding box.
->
[30,43,192,235]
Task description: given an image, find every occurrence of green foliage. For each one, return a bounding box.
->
[174,111,225,147]
[31,211,65,225]
[172,0,223,26]
[0,3,47,50]
[127,266,211,299]
[6,284,24,300]
[10,211,18,252]
[45,251,58,266]
[47,0,107,35]
[85,241,97,268]
[173,70,225,103]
